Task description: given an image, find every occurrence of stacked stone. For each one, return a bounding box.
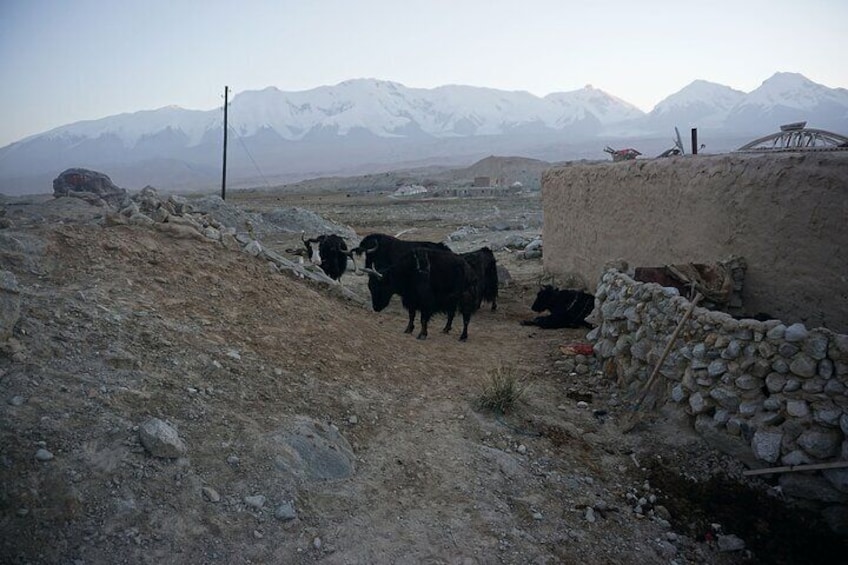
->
[722,255,747,313]
[588,269,848,509]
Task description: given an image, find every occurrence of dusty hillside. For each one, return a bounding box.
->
[0,191,841,564]
[260,155,558,195]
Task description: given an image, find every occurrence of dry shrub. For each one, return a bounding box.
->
[475,365,528,414]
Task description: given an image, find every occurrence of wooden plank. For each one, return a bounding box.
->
[743,460,848,476]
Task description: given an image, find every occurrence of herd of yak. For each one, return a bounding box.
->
[288,233,594,341]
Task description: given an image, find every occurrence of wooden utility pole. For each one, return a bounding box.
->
[221,85,229,200]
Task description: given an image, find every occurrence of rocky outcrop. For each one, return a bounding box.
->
[53,168,129,208]
[268,416,356,481]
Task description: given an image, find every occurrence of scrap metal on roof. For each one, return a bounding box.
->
[737,121,848,152]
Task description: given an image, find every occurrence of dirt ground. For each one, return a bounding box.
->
[0,190,842,564]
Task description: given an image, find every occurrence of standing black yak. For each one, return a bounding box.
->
[351,233,451,272]
[356,238,481,340]
[373,248,481,341]
[286,233,352,281]
[460,247,499,311]
[351,232,451,310]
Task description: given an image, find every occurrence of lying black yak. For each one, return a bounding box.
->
[520,285,594,329]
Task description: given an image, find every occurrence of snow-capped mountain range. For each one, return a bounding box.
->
[2,72,846,194]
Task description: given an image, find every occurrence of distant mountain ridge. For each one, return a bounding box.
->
[2,72,847,195]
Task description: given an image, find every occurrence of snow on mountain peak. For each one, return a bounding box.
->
[11,74,847,151]
[653,80,745,112]
[40,105,216,146]
[762,72,816,89]
[645,80,746,128]
[544,86,644,125]
[222,81,643,139]
[337,77,403,89]
[740,72,840,110]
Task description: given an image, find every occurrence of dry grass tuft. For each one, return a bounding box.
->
[475,365,528,414]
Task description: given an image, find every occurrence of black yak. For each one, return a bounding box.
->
[521,285,594,329]
[460,247,499,311]
[365,247,481,341]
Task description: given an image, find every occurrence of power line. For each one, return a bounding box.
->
[228,122,273,191]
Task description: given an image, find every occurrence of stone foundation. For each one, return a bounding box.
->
[588,270,848,525]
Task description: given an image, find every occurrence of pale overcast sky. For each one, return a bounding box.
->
[1,0,846,147]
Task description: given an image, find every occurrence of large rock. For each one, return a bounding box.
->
[269,416,355,481]
[53,168,128,207]
[522,238,543,259]
[139,418,187,458]
[751,429,783,463]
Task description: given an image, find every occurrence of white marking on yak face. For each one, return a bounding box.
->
[309,245,322,266]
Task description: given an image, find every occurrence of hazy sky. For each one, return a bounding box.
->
[1,0,846,147]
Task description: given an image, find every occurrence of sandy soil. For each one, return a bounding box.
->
[0,190,836,564]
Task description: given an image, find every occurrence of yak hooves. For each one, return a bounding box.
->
[416,333,427,340]
[459,334,468,342]
[520,320,535,326]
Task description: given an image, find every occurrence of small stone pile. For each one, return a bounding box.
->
[588,269,848,531]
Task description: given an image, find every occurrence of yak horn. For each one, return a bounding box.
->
[358,267,383,279]
[352,241,378,255]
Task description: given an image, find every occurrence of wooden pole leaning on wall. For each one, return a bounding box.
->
[743,460,848,477]
[623,293,703,432]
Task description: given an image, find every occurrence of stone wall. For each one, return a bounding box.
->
[541,153,848,332]
[589,270,848,524]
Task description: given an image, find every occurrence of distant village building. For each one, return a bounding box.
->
[434,182,522,198]
[391,184,428,197]
[396,175,524,199]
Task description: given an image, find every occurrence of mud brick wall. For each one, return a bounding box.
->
[541,153,848,332]
[589,270,848,510]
